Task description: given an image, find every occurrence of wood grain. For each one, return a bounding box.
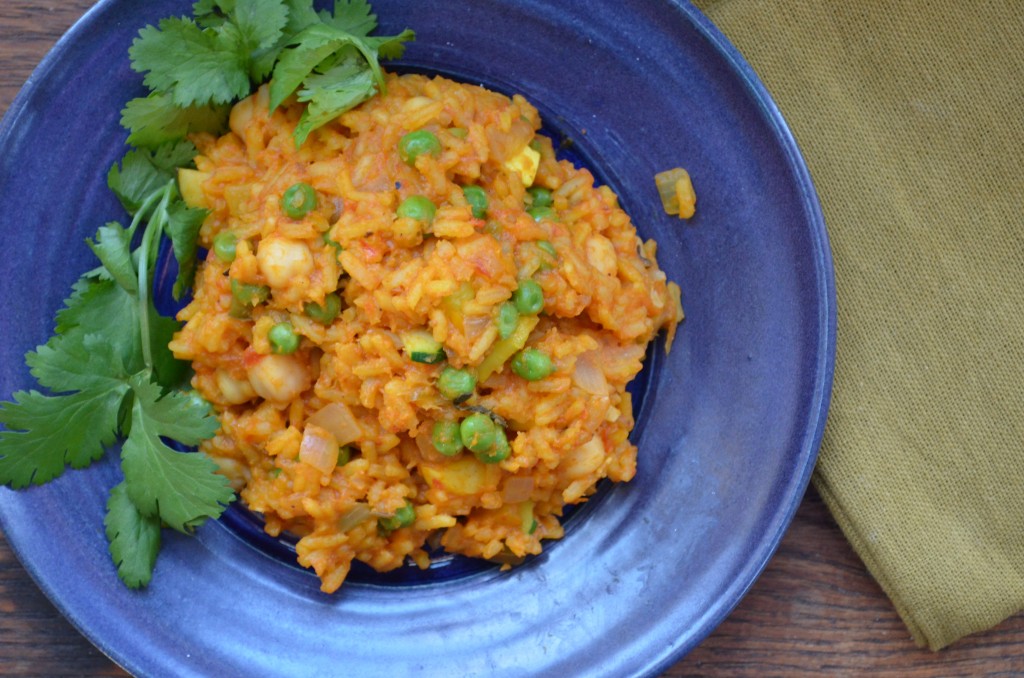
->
[2,2,1023,676]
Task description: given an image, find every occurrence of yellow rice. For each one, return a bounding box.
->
[169,72,683,593]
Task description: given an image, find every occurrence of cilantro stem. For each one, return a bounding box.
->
[126,188,166,240]
[136,181,175,371]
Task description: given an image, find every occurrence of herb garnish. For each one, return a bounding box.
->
[0,0,413,587]
[124,0,414,148]
[0,143,227,588]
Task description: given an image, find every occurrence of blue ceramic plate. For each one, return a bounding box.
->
[0,1,835,676]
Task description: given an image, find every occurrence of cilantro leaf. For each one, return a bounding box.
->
[149,139,202,175]
[228,0,290,76]
[164,200,209,300]
[0,178,221,582]
[282,0,321,36]
[87,222,137,294]
[121,376,231,532]
[268,18,413,145]
[121,93,229,150]
[108,151,171,215]
[193,0,289,39]
[294,59,375,145]
[147,304,190,390]
[0,333,133,488]
[133,1,290,104]
[128,0,411,149]
[192,0,234,27]
[105,481,162,589]
[27,333,129,394]
[321,0,377,36]
[108,141,197,215]
[130,18,251,107]
[0,386,127,488]
[269,24,353,111]
[54,278,145,376]
[367,29,415,61]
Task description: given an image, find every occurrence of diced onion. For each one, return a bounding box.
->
[414,430,436,458]
[654,167,696,219]
[600,343,647,381]
[298,424,339,474]
[572,352,608,395]
[463,313,491,337]
[307,402,361,446]
[337,503,373,532]
[563,435,606,479]
[502,476,535,503]
[486,118,533,162]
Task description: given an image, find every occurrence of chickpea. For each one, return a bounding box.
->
[256,235,314,288]
[246,354,311,403]
[215,369,256,405]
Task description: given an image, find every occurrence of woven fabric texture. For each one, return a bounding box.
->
[693,0,1024,650]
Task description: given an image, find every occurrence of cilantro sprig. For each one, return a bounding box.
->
[0,143,232,587]
[0,0,412,588]
[125,0,414,148]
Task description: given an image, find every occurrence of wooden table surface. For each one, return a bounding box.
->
[2,2,1023,676]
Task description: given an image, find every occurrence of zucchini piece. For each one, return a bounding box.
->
[476,315,539,382]
[402,330,446,364]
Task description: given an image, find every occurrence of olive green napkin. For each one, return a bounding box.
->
[692,0,1024,650]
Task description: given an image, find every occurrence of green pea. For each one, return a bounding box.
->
[281,182,318,219]
[378,501,416,532]
[511,347,554,381]
[437,366,476,403]
[431,420,464,457]
[497,301,520,340]
[229,279,270,318]
[474,426,510,464]
[268,322,300,354]
[398,130,441,166]
[460,413,496,454]
[512,279,544,315]
[337,445,353,466]
[231,279,269,305]
[304,293,341,325]
[527,186,553,208]
[527,205,557,222]
[397,195,436,222]
[462,185,488,219]
[213,231,238,263]
[536,240,557,258]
